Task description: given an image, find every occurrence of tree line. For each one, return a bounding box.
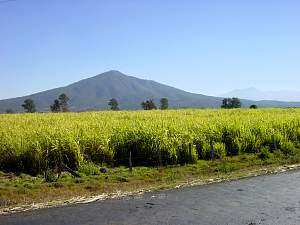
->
[20,93,70,113]
[109,97,169,111]
[8,96,257,114]
[18,96,170,113]
[221,97,257,109]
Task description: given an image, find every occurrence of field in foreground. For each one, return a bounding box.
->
[1,109,300,209]
[1,109,300,174]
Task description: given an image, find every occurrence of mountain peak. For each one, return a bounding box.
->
[88,70,130,81]
[104,70,124,75]
[98,70,126,77]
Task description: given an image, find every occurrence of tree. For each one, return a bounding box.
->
[231,97,242,108]
[58,93,70,112]
[250,104,258,109]
[221,98,232,109]
[221,97,242,109]
[141,99,157,110]
[108,98,119,111]
[5,109,14,114]
[160,98,169,110]
[50,99,61,112]
[22,99,36,113]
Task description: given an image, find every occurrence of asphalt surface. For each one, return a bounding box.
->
[1,170,300,225]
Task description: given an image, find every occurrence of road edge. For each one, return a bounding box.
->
[1,164,300,215]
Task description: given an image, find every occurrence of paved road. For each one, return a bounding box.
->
[1,170,300,225]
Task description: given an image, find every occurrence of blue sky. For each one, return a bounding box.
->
[0,0,299,99]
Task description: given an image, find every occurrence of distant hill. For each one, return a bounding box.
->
[1,70,300,113]
[222,87,300,102]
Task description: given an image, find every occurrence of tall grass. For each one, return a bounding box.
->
[0,109,300,175]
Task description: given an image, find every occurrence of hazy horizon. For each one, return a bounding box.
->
[1,0,300,99]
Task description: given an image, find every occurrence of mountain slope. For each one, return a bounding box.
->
[1,71,300,112]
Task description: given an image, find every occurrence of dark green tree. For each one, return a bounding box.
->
[250,104,258,109]
[160,98,169,110]
[58,93,70,112]
[221,98,232,109]
[141,101,147,110]
[50,99,61,112]
[108,98,119,111]
[22,99,36,113]
[141,99,157,110]
[221,97,242,109]
[231,97,242,108]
